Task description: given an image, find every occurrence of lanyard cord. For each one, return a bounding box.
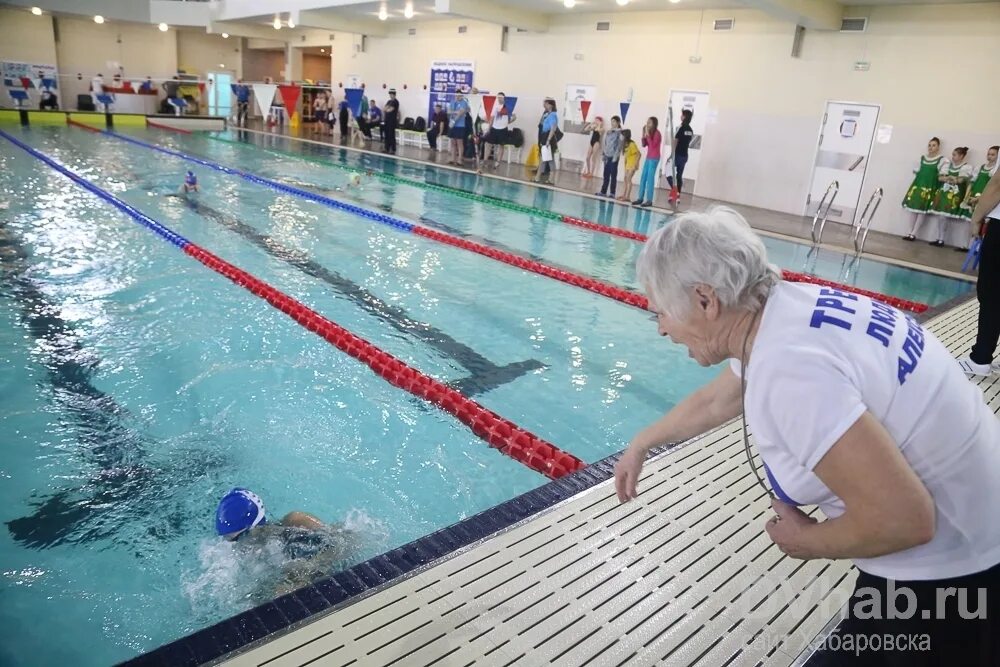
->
[740,308,774,500]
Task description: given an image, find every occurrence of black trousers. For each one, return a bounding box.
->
[807,561,1000,666]
[667,153,689,191]
[383,121,397,153]
[236,101,248,126]
[338,110,349,137]
[601,157,619,196]
[971,219,999,366]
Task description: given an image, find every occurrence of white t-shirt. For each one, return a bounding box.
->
[731,282,1000,580]
[91,76,104,95]
[939,159,974,180]
[491,107,511,130]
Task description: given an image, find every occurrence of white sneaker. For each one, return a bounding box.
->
[958,355,994,377]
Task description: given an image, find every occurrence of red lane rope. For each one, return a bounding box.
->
[561,215,929,314]
[67,118,101,132]
[411,226,649,310]
[181,243,586,480]
[147,119,192,134]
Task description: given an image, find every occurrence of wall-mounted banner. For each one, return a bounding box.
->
[564,83,596,133]
[428,59,474,118]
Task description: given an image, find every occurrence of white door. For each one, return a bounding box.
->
[667,90,710,194]
[806,101,880,225]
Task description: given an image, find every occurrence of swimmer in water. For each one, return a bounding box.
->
[181,170,199,194]
[347,172,363,188]
[215,488,355,595]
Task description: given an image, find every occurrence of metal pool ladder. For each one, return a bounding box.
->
[810,180,840,245]
[851,187,884,256]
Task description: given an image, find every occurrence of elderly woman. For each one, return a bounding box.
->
[615,207,1000,665]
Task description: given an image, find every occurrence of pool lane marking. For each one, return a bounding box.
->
[208,132,934,313]
[101,129,652,311]
[0,128,586,480]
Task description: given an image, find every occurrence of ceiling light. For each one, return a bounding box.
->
[320,48,326,53]
[31,7,42,15]
[287,16,295,28]
[158,23,169,32]
[616,0,629,6]
[273,16,281,29]
[404,3,414,18]
[564,0,576,7]
[219,63,225,68]
[378,5,388,21]
[94,15,105,24]
[669,0,681,3]
[221,32,229,38]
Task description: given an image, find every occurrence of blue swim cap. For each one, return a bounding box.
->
[185,171,196,184]
[215,488,267,536]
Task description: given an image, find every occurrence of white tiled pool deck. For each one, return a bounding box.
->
[210,297,996,667]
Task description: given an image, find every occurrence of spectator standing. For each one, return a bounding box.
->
[634,116,662,207]
[485,92,516,169]
[534,98,561,184]
[618,130,640,202]
[383,88,400,154]
[596,115,623,197]
[427,102,448,152]
[667,108,694,201]
[447,88,471,166]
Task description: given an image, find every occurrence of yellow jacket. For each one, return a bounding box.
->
[623,141,641,171]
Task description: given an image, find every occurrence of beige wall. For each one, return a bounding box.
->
[53,15,178,104]
[328,3,1000,234]
[0,6,58,66]
[177,30,242,80]
[242,49,285,84]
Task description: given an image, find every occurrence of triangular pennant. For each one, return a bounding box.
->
[197,81,206,94]
[42,77,57,90]
[130,81,141,92]
[620,102,631,122]
[277,84,301,117]
[468,93,483,120]
[482,94,496,120]
[20,77,32,90]
[580,100,591,122]
[504,96,517,114]
[252,83,277,117]
[344,87,364,117]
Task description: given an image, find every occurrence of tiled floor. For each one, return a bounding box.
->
[213,297,996,667]
[250,121,977,279]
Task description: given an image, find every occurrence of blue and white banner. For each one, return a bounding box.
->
[428,59,474,119]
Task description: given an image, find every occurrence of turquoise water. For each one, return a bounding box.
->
[187,130,973,307]
[0,126,720,665]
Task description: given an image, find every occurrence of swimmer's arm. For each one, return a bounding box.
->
[280,511,325,530]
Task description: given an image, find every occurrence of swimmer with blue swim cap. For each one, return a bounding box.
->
[181,170,200,194]
[215,488,356,594]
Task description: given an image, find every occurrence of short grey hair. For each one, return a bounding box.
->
[636,206,781,319]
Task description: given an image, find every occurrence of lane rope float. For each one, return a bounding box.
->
[205,133,929,314]
[0,128,586,480]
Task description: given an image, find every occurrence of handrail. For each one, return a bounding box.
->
[852,187,884,256]
[810,180,840,245]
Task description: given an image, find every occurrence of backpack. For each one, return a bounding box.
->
[403,117,415,130]
[414,116,426,132]
[510,127,524,148]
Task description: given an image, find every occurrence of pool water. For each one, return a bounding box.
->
[0,125,719,666]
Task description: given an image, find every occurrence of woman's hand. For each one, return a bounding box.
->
[614,444,647,502]
[764,498,818,559]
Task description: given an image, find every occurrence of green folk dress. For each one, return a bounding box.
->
[930,160,974,218]
[902,155,945,213]
[958,162,999,220]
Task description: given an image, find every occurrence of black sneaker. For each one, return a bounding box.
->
[640,201,653,208]
[631,199,643,206]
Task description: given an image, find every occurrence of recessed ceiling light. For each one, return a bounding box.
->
[320,48,326,53]
[616,0,629,6]
[219,63,225,68]
[564,0,576,7]
[31,7,42,15]
[273,16,281,29]
[221,32,229,38]
[94,15,105,24]
[378,5,388,21]
[287,16,295,28]
[669,0,681,3]
[158,23,169,32]
[404,3,415,18]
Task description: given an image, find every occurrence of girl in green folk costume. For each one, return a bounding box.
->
[927,147,973,247]
[903,137,945,241]
[959,145,999,247]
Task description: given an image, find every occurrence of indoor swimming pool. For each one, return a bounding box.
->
[0,125,975,665]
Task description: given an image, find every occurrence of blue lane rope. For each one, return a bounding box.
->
[102,131,418,234]
[0,129,191,249]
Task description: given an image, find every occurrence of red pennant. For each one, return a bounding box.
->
[277,84,301,116]
[20,77,31,90]
[482,95,496,120]
[197,82,206,94]
[580,100,591,122]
